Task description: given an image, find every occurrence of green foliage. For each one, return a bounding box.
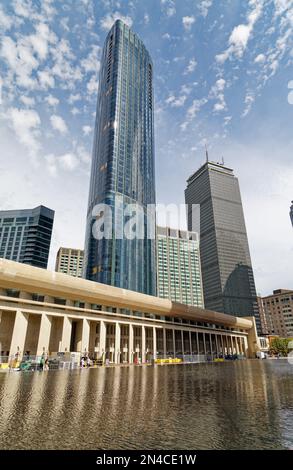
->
[269,337,292,356]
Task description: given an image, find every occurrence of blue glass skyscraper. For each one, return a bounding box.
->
[84,20,156,295]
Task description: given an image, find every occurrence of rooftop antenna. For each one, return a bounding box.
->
[221,156,225,165]
[205,144,209,163]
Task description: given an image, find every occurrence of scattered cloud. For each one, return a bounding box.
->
[165,94,187,107]
[87,75,99,94]
[82,125,92,136]
[50,114,68,134]
[182,16,195,31]
[216,0,264,63]
[209,78,227,112]
[81,45,101,73]
[100,12,133,30]
[242,91,255,117]
[0,5,13,31]
[6,107,41,157]
[184,57,197,74]
[45,94,59,107]
[254,53,266,63]
[198,1,213,18]
[19,95,35,106]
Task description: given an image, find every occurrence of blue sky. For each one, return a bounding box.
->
[0,0,292,295]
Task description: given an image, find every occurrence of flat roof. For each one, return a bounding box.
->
[0,258,253,330]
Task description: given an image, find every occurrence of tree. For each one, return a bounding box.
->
[269,337,291,357]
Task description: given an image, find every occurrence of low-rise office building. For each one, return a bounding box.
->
[0,259,260,363]
[260,289,293,338]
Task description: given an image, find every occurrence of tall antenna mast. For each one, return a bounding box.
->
[205,144,209,163]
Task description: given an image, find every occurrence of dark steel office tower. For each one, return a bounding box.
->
[0,205,54,269]
[185,161,260,331]
[290,201,293,227]
[84,20,156,295]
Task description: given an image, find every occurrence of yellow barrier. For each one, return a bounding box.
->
[0,363,9,369]
[154,358,182,364]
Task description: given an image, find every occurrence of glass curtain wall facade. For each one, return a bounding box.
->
[84,20,156,295]
[185,161,260,331]
[0,206,54,269]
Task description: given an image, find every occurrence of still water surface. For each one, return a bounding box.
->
[0,361,293,450]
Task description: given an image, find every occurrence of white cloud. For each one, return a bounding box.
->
[76,145,91,164]
[45,94,59,107]
[6,107,41,157]
[254,53,266,63]
[1,36,38,89]
[182,16,195,31]
[45,154,58,177]
[12,0,32,18]
[0,5,13,30]
[59,153,79,171]
[216,0,264,63]
[81,45,101,74]
[187,98,208,119]
[209,78,227,112]
[162,33,171,40]
[29,23,57,61]
[50,114,68,134]
[19,95,35,106]
[184,58,197,74]
[45,152,79,175]
[51,39,82,89]
[180,97,208,130]
[38,70,55,89]
[144,13,149,24]
[100,12,133,30]
[70,107,80,116]
[87,75,99,95]
[68,94,81,105]
[242,92,255,117]
[165,95,187,107]
[198,0,213,18]
[82,125,92,136]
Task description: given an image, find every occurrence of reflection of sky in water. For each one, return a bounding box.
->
[0,361,293,450]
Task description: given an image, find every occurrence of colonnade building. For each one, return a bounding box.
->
[0,259,260,363]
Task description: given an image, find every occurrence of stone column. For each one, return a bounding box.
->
[230,335,234,354]
[100,320,106,356]
[189,331,192,355]
[163,328,167,359]
[243,336,249,357]
[203,333,207,355]
[9,310,29,360]
[153,327,157,360]
[128,323,134,363]
[215,334,219,355]
[115,322,121,364]
[36,314,52,356]
[60,316,72,352]
[209,333,213,355]
[235,337,240,355]
[141,325,146,363]
[81,318,90,355]
[173,329,176,358]
[181,330,184,355]
[196,332,199,355]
